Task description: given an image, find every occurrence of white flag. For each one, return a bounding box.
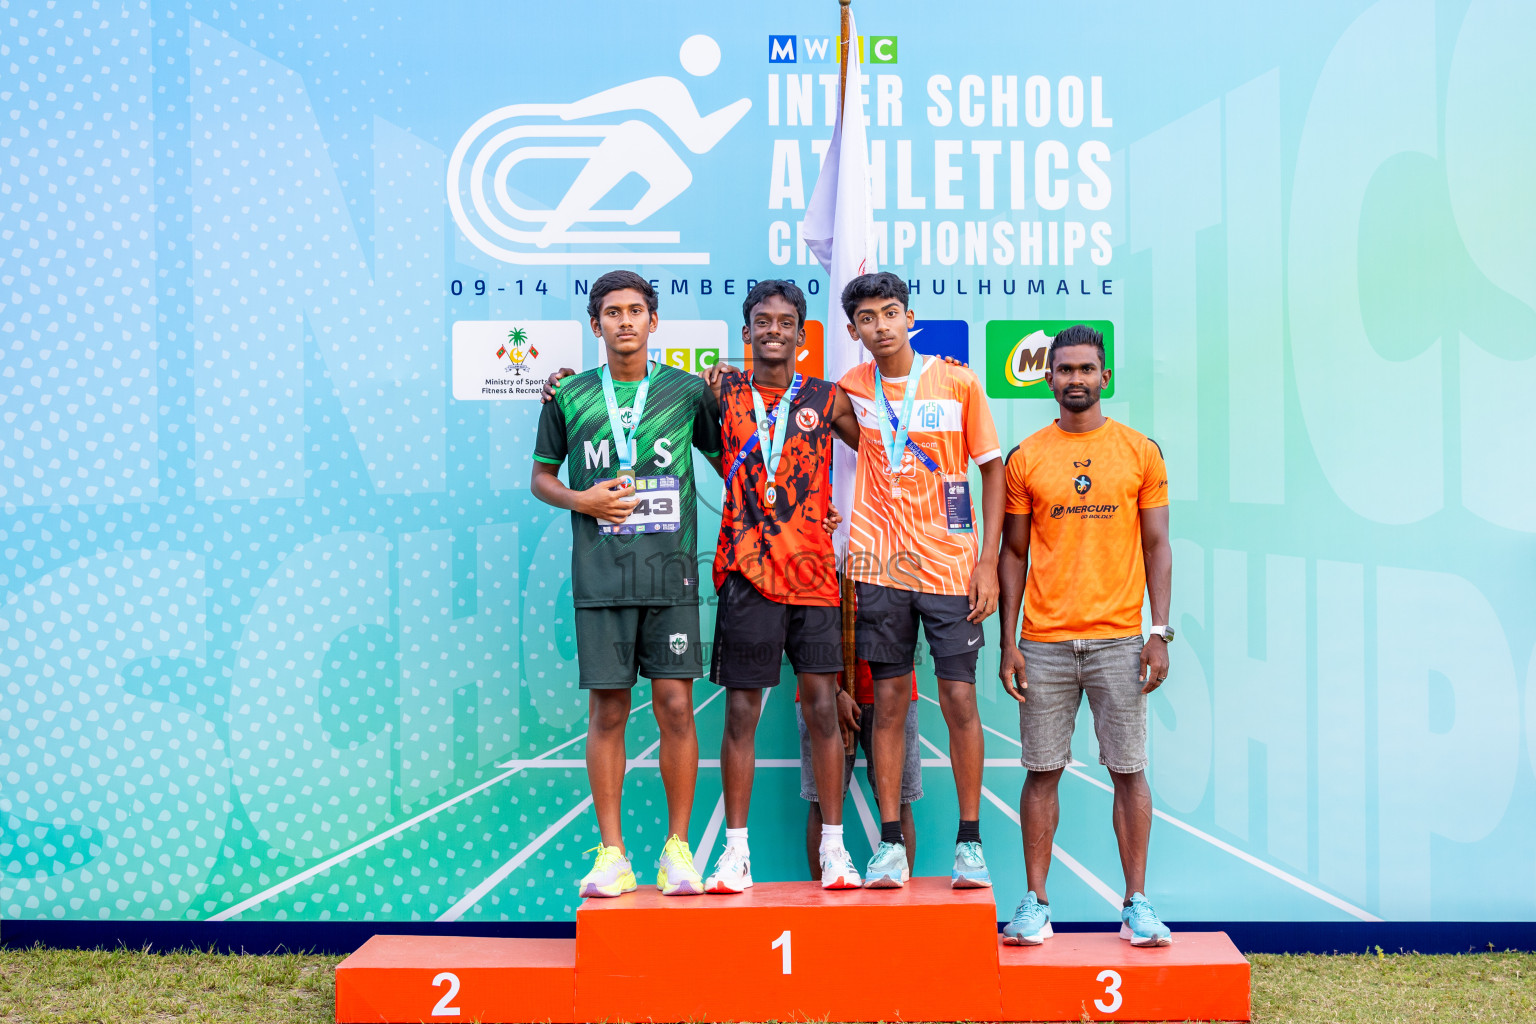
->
[804,12,877,558]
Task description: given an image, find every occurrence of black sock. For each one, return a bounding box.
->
[880,821,904,845]
[956,819,981,845]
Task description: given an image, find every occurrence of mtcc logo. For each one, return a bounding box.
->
[448,35,750,266]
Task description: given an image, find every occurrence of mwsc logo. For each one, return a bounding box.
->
[448,35,750,266]
[985,320,1116,400]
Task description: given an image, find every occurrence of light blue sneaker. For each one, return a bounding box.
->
[863,841,909,888]
[1120,892,1172,946]
[1002,892,1052,945]
[951,841,992,888]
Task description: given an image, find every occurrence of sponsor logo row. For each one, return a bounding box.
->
[451,319,1114,402]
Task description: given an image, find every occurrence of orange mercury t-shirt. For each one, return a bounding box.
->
[840,357,1001,596]
[1004,418,1169,641]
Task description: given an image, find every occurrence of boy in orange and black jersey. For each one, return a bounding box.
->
[699,280,866,892]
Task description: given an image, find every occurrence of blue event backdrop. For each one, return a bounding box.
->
[2,0,1535,933]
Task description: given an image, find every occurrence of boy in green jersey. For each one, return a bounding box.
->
[530,270,723,897]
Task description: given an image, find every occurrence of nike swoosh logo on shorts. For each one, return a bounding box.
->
[968,636,981,646]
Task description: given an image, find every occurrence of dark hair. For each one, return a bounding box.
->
[839,271,908,321]
[587,270,658,321]
[1048,324,1106,369]
[742,279,806,328]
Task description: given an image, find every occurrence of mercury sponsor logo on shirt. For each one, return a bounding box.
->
[1050,502,1120,519]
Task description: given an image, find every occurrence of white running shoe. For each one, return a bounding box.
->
[819,845,863,890]
[704,844,753,894]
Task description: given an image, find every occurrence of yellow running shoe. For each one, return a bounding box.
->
[578,844,636,898]
[656,834,704,895]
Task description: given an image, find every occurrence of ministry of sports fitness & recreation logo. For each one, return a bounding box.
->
[495,326,538,375]
[984,320,1117,400]
[448,35,750,266]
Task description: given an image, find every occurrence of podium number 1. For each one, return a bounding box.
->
[431,972,461,1016]
[1094,969,1123,1014]
[771,930,792,974]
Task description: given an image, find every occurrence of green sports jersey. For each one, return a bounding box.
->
[533,362,722,608]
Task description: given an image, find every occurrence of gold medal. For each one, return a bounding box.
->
[765,484,777,507]
[617,470,636,491]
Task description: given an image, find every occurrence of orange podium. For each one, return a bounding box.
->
[335,879,1251,1023]
[576,877,1000,1022]
[335,935,575,1024]
[1000,931,1251,1022]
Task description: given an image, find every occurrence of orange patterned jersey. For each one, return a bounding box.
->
[712,372,840,606]
[839,357,1001,596]
[1004,418,1169,641]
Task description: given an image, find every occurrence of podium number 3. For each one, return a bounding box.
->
[431,972,461,1016]
[1094,969,1123,1014]
[771,930,792,974]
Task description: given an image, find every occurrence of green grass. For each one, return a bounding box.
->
[0,946,1532,1023]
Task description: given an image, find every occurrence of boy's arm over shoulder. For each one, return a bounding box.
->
[959,366,1001,464]
[692,375,725,474]
[829,382,862,450]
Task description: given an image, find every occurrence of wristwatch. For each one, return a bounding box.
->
[1149,625,1175,643]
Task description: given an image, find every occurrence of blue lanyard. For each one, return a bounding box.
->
[600,361,653,472]
[874,354,940,476]
[723,374,803,497]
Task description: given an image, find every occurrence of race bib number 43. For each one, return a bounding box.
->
[601,475,682,536]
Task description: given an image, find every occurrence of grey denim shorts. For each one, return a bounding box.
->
[796,700,923,805]
[1017,635,1147,773]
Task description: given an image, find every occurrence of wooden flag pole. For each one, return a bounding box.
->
[839,0,852,100]
[837,0,858,749]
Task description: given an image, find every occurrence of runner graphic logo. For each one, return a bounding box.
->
[448,35,750,266]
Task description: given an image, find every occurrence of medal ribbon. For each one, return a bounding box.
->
[751,373,802,501]
[600,361,654,473]
[723,374,803,497]
[874,353,940,479]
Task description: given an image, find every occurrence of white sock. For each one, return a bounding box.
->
[724,827,750,857]
[819,823,845,856]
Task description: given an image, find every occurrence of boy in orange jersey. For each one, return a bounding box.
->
[837,272,1005,890]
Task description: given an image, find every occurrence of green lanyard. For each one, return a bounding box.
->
[600,361,654,474]
[873,353,926,484]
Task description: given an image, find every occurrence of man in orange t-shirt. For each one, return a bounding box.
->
[995,324,1174,948]
[839,272,1005,891]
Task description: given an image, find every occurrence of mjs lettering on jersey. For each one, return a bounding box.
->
[985,320,1116,401]
[581,436,684,471]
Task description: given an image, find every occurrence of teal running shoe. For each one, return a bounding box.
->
[951,841,992,888]
[1002,892,1053,945]
[863,841,909,888]
[1120,892,1172,946]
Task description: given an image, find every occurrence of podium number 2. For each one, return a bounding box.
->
[431,972,461,1016]
[1094,969,1123,1014]
[771,930,792,974]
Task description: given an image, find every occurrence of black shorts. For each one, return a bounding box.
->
[575,604,703,688]
[710,572,844,688]
[854,581,981,683]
